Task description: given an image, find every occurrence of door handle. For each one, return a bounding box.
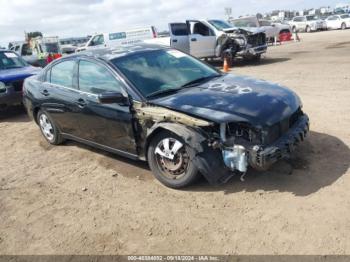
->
[172,39,178,43]
[40,89,49,96]
[191,38,197,42]
[76,98,87,108]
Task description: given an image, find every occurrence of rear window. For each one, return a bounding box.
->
[341,14,350,19]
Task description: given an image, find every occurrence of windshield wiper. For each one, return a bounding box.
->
[146,87,183,99]
[181,74,222,88]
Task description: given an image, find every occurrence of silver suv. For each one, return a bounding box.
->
[289,16,327,33]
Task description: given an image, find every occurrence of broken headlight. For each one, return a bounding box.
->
[234,37,246,47]
[227,123,261,144]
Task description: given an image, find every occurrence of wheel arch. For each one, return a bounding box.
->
[33,106,41,125]
[144,122,207,161]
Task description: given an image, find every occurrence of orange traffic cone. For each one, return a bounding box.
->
[223,57,230,72]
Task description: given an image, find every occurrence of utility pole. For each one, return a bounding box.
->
[224,7,232,21]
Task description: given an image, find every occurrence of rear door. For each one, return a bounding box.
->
[327,16,336,29]
[299,17,307,30]
[42,59,83,137]
[169,23,190,54]
[76,59,137,154]
[188,21,216,58]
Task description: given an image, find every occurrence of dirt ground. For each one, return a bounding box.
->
[1,30,350,255]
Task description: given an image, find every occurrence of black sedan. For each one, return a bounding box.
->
[23,44,309,188]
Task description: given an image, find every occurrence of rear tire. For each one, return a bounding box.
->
[341,23,346,30]
[37,110,64,145]
[147,131,200,189]
[306,25,311,33]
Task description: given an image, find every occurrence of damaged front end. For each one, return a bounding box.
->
[218,27,268,59]
[133,101,309,185]
[218,111,310,175]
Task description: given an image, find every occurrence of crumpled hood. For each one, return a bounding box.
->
[0,66,41,83]
[150,74,301,127]
[223,27,266,34]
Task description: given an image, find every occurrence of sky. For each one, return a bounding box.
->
[0,0,346,46]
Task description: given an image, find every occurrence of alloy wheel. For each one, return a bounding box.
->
[154,138,189,180]
[39,113,54,142]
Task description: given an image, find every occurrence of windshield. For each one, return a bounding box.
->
[341,14,350,19]
[112,49,220,98]
[42,43,60,53]
[208,20,232,30]
[0,51,28,70]
[231,18,257,28]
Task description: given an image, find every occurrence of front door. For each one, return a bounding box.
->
[188,21,216,58]
[76,59,137,154]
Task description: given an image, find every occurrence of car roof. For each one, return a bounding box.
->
[66,43,168,62]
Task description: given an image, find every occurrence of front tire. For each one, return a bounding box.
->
[341,23,346,30]
[147,131,200,189]
[37,110,63,145]
[306,25,311,33]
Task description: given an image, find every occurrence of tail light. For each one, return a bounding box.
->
[151,26,158,38]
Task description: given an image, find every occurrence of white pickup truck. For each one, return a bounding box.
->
[146,19,268,63]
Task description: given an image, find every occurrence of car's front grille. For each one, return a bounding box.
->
[11,80,24,92]
[247,33,266,46]
[263,108,303,145]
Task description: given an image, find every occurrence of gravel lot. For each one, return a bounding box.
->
[1,29,350,255]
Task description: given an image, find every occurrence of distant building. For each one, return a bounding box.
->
[335,3,350,12]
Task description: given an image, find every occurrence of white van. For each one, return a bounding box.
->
[76,26,158,52]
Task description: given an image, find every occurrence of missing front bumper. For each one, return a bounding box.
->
[249,115,310,170]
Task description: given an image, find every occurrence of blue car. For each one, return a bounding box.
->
[0,50,41,109]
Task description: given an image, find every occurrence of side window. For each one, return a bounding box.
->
[50,60,76,87]
[171,23,189,36]
[89,35,104,46]
[192,22,214,36]
[21,44,33,56]
[78,60,123,94]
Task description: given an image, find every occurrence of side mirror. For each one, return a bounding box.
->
[98,92,129,105]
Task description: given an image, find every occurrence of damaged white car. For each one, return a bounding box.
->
[146,19,268,63]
